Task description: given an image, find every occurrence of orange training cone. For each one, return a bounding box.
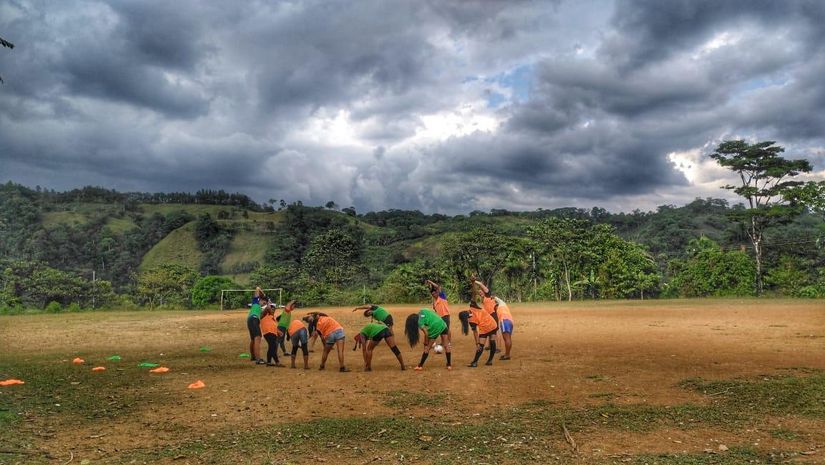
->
[187,380,206,389]
[149,367,170,374]
[92,366,106,372]
[0,379,25,386]
[72,357,85,365]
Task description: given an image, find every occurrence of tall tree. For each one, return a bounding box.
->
[710,140,812,294]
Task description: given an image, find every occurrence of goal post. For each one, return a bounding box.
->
[220,288,283,311]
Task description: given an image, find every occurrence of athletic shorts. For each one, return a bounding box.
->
[324,328,346,345]
[441,315,450,328]
[291,328,308,347]
[430,325,449,339]
[501,319,514,334]
[479,328,498,339]
[382,314,394,327]
[247,314,261,340]
[370,327,392,342]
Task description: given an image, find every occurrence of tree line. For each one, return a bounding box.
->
[1,140,823,312]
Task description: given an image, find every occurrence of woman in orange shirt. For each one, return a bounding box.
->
[458,300,499,367]
[259,300,284,367]
[286,317,309,369]
[303,312,349,372]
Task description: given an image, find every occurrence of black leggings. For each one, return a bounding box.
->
[263,333,280,363]
[292,338,309,356]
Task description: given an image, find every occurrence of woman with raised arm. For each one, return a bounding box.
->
[352,304,394,327]
[352,322,405,371]
[458,300,499,367]
[473,278,499,324]
[425,280,451,335]
[246,287,265,364]
[494,296,514,360]
[276,300,296,357]
[404,308,452,371]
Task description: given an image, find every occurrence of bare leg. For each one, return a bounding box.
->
[320,344,331,370]
[502,332,512,358]
[335,339,347,371]
[385,336,405,370]
[365,341,377,371]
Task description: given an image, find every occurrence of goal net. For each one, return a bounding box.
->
[220,288,283,311]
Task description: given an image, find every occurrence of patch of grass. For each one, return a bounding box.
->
[220,230,269,274]
[0,358,171,424]
[586,374,607,381]
[629,447,782,465]
[769,428,799,441]
[680,374,825,419]
[104,216,136,233]
[139,221,203,271]
[121,413,572,465]
[383,390,446,409]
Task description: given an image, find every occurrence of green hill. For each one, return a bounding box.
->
[140,221,203,272]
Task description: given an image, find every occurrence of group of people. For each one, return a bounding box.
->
[243,278,515,372]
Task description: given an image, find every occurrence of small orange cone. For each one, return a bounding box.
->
[72,357,85,365]
[187,380,206,389]
[91,366,106,372]
[149,367,170,374]
[0,379,25,386]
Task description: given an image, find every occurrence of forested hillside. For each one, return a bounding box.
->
[1,182,823,311]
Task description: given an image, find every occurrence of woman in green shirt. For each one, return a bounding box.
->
[353,322,405,371]
[404,308,452,371]
[352,304,394,327]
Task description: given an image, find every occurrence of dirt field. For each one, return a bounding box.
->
[1,299,824,464]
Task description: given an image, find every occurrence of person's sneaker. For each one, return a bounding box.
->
[485,360,493,366]
[275,363,285,367]
[467,362,478,367]
[339,367,350,372]
[255,359,266,365]
[414,366,423,371]
[266,362,276,367]
[499,355,511,360]
[283,352,291,356]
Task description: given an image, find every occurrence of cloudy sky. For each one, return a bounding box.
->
[1,0,824,213]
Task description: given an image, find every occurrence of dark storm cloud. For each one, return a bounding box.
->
[602,0,825,69]
[1,0,824,214]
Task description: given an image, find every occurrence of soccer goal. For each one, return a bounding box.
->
[220,288,283,311]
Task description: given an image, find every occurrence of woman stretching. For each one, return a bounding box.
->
[495,296,514,360]
[247,287,265,365]
[276,301,296,356]
[426,279,450,336]
[352,322,405,371]
[286,317,310,369]
[259,302,284,367]
[458,300,498,367]
[352,304,394,327]
[304,312,349,372]
[404,308,452,371]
